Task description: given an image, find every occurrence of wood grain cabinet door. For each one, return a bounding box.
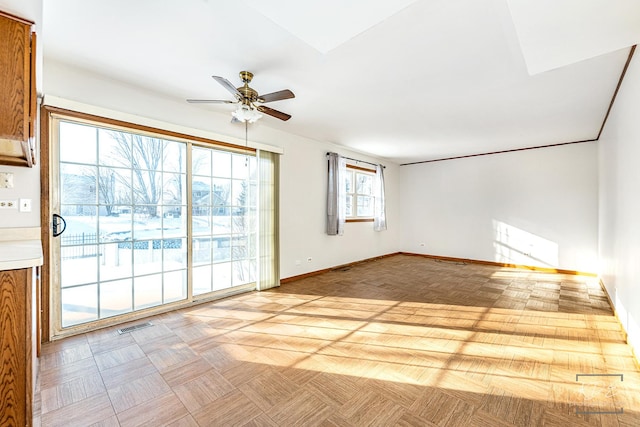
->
[0,268,32,426]
[0,11,36,167]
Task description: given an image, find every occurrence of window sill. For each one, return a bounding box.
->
[346,218,374,223]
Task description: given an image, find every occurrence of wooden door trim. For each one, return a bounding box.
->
[39,105,50,342]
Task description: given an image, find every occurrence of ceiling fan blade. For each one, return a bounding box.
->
[257,105,291,121]
[212,75,242,100]
[187,99,235,104]
[258,89,295,103]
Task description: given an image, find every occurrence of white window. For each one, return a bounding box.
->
[345,166,375,220]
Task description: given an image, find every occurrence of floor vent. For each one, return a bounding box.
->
[117,322,153,334]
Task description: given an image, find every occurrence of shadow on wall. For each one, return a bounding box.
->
[492,220,558,267]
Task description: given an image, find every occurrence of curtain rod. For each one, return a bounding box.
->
[326,152,385,168]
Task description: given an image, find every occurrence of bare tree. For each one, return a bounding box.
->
[109,132,164,217]
[233,180,252,282]
[97,168,116,216]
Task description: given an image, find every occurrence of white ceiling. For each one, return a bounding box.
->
[508,0,640,75]
[41,0,638,164]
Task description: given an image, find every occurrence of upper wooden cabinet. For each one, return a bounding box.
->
[0,11,36,167]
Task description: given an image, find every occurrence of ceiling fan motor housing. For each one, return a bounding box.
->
[238,85,259,103]
[238,71,259,104]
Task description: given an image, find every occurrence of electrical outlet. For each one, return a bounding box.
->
[0,200,18,209]
[19,198,31,212]
[0,172,14,189]
[307,257,312,262]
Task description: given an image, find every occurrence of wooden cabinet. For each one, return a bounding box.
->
[0,11,36,167]
[0,267,33,426]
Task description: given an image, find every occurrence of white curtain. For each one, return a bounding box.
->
[256,150,280,290]
[326,152,346,235]
[373,164,387,231]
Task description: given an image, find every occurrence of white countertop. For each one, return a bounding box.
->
[0,239,43,271]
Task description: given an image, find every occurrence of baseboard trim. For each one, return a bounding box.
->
[281,251,596,284]
[399,252,597,277]
[598,278,640,371]
[280,252,401,284]
[598,278,617,317]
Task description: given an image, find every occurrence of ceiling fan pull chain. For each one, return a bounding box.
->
[245,120,249,167]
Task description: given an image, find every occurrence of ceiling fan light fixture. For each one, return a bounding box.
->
[232,105,262,123]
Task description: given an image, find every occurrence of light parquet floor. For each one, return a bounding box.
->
[34,254,640,426]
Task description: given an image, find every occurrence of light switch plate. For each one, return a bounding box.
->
[0,172,14,189]
[19,198,31,212]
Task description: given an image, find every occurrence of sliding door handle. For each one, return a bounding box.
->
[52,214,67,237]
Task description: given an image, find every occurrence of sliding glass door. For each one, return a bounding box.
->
[191,147,257,296]
[51,116,261,335]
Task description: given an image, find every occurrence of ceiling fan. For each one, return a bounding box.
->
[187,71,295,122]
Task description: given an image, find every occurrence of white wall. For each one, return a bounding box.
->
[0,163,41,228]
[43,60,400,280]
[278,136,399,279]
[398,142,599,272]
[598,53,640,356]
[0,0,42,229]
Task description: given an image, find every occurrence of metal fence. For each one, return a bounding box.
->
[61,232,101,259]
[61,232,183,259]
